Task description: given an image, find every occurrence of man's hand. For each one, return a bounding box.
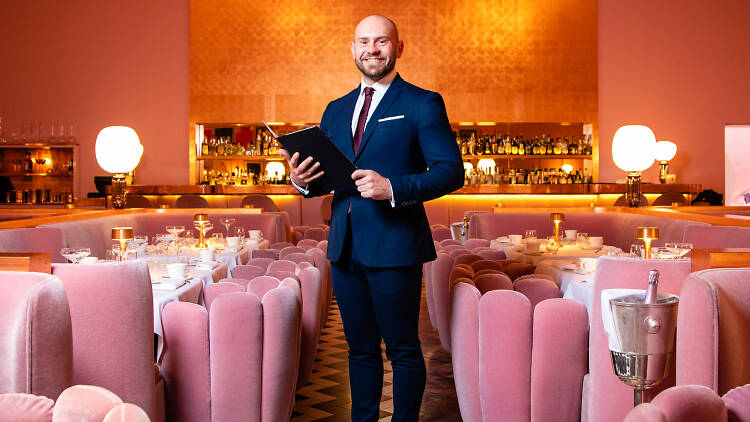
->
[280,149,324,188]
[352,169,392,201]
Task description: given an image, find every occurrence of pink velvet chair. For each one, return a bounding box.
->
[451,283,588,422]
[584,256,691,422]
[296,239,319,250]
[439,239,463,248]
[303,227,326,241]
[295,267,324,389]
[431,253,455,352]
[454,253,482,267]
[285,252,315,266]
[230,264,266,281]
[247,257,274,271]
[474,272,513,294]
[676,268,750,396]
[279,246,306,260]
[0,385,150,422]
[0,271,72,399]
[513,277,562,309]
[252,248,279,260]
[271,241,295,250]
[267,259,297,274]
[432,227,453,242]
[161,278,301,422]
[470,259,504,273]
[464,238,490,250]
[514,273,554,283]
[449,248,471,258]
[51,262,165,422]
[424,258,438,330]
[306,247,332,329]
[624,385,727,422]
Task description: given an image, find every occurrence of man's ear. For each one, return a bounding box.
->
[396,40,404,58]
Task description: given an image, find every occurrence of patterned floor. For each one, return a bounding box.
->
[292,285,461,421]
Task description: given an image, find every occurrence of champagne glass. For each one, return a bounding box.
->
[576,233,590,250]
[523,229,537,244]
[676,242,693,258]
[220,217,236,234]
[61,248,78,264]
[74,247,91,263]
[166,225,185,237]
[545,236,559,254]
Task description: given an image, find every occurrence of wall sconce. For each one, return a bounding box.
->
[612,125,656,207]
[95,126,143,209]
[264,161,286,181]
[636,227,659,259]
[653,141,677,184]
[550,212,565,246]
[112,227,134,261]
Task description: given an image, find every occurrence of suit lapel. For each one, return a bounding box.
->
[354,74,405,163]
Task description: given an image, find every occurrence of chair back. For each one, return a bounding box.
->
[0,227,66,263]
[0,271,72,399]
[651,192,687,206]
[267,259,297,274]
[125,194,154,208]
[513,278,562,309]
[51,261,156,418]
[270,241,294,249]
[240,194,279,212]
[431,254,454,352]
[677,268,750,395]
[279,246,306,259]
[454,254,482,267]
[320,194,333,225]
[252,249,279,260]
[432,227,452,242]
[303,227,326,241]
[297,267,324,388]
[470,259,503,273]
[296,239,319,250]
[464,238,490,250]
[174,194,209,208]
[474,273,513,294]
[286,252,314,266]
[439,239,463,248]
[230,264,266,281]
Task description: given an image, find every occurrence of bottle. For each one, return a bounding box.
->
[23,150,34,173]
[643,269,660,304]
[201,138,209,155]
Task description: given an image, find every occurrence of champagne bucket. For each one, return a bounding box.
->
[609,294,679,401]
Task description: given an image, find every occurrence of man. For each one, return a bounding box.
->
[281,15,463,421]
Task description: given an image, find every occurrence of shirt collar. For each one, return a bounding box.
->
[359,71,396,96]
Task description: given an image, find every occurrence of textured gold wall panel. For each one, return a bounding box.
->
[190,0,597,124]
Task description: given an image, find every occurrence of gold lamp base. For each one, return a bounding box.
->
[626,172,642,208]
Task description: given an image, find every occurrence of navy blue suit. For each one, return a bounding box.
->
[305,73,463,421]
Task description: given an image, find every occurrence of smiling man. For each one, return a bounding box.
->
[281,15,463,421]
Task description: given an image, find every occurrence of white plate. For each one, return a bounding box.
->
[560,264,578,271]
[158,275,192,282]
[574,269,590,275]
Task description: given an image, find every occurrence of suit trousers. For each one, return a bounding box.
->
[331,215,426,422]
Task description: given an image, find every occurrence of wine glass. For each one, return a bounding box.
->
[74,247,91,263]
[545,236,559,254]
[234,227,245,241]
[60,248,78,264]
[220,217,236,234]
[576,233,590,250]
[630,244,643,258]
[212,233,225,250]
[166,225,185,237]
[676,242,693,258]
[523,229,537,243]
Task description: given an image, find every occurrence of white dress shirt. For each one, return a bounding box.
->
[292,75,397,206]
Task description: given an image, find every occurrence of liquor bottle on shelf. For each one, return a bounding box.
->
[201,138,209,155]
[23,150,34,173]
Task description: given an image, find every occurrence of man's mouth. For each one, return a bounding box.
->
[363,57,384,63]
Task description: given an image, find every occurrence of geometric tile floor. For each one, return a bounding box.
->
[292,284,462,421]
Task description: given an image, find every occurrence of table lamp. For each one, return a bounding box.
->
[194,213,210,248]
[612,125,656,207]
[112,227,134,261]
[550,212,565,246]
[653,141,677,184]
[636,227,659,259]
[95,126,144,209]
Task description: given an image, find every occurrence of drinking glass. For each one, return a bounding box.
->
[75,247,91,262]
[630,244,643,258]
[212,233,225,250]
[61,247,88,264]
[182,230,196,247]
[166,225,185,237]
[234,227,245,240]
[652,247,677,260]
[576,233,590,250]
[220,217,236,234]
[524,229,538,243]
[545,236,559,254]
[676,242,693,258]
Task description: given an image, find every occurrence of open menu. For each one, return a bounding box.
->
[264,122,357,193]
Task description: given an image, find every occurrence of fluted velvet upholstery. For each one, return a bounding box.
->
[432,227,452,242]
[514,273,554,283]
[296,239,319,250]
[470,259,503,273]
[51,262,164,422]
[454,254,483,267]
[514,278,562,309]
[502,262,536,281]
[474,273,513,295]
[676,268,750,395]
[432,253,454,352]
[0,393,54,421]
[285,253,315,266]
[296,267,324,388]
[0,271,72,399]
[624,385,727,422]
[475,249,506,260]
[682,225,750,249]
[449,248,471,258]
[279,246,306,260]
[464,238,490,250]
[303,227,326,241]
[451,283,588,422]
[270,242,294,250]
[161,278,301,422]
[230,265,266,281]
[252,249,279,260]
[306,247,332,330]
[585,257,691,422]
[247,258,274,271]
[439,239,463,248]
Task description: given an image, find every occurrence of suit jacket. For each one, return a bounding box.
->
[307,73,463,267]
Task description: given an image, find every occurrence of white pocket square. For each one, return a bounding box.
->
[378,115,405,122]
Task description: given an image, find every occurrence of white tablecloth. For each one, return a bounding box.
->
[534,259,595,316]
[495,241,610,265]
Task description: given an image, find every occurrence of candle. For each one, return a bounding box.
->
[550,212,565,246]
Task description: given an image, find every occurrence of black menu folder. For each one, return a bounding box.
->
[264,122,357,193]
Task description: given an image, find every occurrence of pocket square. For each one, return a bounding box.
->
[378,115,405,122]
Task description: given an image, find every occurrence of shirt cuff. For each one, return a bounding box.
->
[387,178,395,208]
[290,177,310,195]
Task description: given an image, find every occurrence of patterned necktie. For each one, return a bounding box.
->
[352,87,375,156]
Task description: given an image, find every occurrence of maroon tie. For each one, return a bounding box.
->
[352,87,375,156]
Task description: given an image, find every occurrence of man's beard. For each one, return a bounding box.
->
[355,55,396,82]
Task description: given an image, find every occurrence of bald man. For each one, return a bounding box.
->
[282,15,463,421]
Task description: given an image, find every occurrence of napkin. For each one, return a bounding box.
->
[496,236,510,243]
[195,261,219,271]
[554,260,578,270]
[600,289,645,353]
[153,278,190,291]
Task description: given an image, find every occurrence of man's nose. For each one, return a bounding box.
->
[366,43,379,54]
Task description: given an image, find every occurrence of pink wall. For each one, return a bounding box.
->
[598,0,750,193]
[0,0,189,197]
